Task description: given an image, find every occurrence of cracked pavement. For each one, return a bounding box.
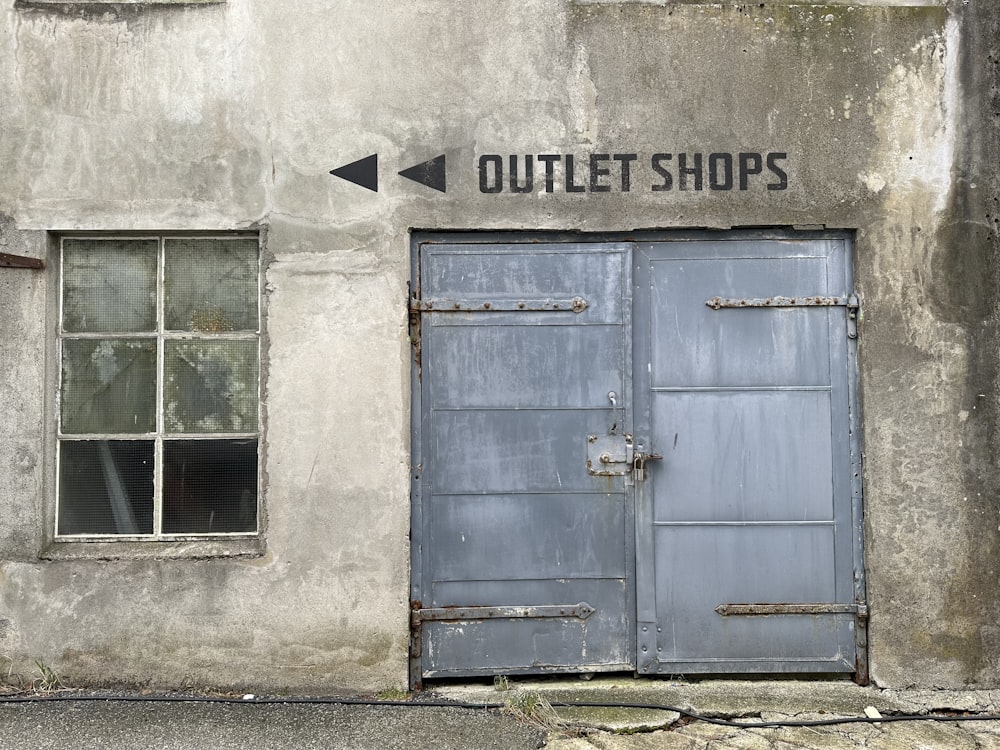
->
[439,678,1000,750]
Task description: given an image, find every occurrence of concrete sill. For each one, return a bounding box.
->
[16,0,225,5]
[41,537,264,562]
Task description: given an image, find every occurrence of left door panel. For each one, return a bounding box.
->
[411,241,633,683]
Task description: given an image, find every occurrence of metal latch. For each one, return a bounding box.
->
[632,451,662,482]
[586,434,633,476]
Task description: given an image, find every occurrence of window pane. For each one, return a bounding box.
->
[163,340,258,433]
[162,439,258,533]
[58,440,154,535]
[62,239,157,333]
[61,339,157,434]
[164,238,259,332]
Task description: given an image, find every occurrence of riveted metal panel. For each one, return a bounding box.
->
[410,239,633,684]
[633,235,863,677]
[410,231,864,686]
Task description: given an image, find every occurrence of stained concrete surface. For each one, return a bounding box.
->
[443,678,1000,749]
[5,679,1000,749]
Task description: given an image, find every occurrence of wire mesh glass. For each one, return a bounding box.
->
[62,239,158,333]
[60,338,157,434]
[163,238,259,332]
[58,440,154,535]
[162,439,258,533]
[163,339,259,433]
[58,235,261,539]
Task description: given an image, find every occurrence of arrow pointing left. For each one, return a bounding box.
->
[330,154,378,192]
[398,154,446,193]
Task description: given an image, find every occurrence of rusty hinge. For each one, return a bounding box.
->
[0,253,44,270]
[706,293,860,339]
[412,602,595,624]
[715,602,861,616]
[411,296,588,313]
[706,294,854,310]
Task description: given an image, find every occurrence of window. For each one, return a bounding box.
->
[57,236,260,539]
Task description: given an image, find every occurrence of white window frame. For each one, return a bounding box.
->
[54,233,262,543]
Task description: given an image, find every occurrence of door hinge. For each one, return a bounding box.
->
[705,293,860,338]
[715,603,861,616]
[847,294,860,339]
[412,602,595,624]
[411,296,588,313]
[0,253,44,270]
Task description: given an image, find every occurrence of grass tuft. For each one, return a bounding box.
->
[33,660,63,692]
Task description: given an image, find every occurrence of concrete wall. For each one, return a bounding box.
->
[0,0,997,691]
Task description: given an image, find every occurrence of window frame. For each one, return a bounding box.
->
[52,232,263,546]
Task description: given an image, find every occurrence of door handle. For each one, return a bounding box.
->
[607,391,618,435]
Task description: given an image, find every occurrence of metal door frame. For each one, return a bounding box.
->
[409,229,866,687]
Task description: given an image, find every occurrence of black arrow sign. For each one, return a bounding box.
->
[398,154,447,193]
[330,153,447,193]
[330,153,378,192]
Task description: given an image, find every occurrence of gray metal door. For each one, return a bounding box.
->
[633,237,864,677]
[410,233,865,686]
[410,240,635,684]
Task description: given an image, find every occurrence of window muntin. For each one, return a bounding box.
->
[57,236,260,539]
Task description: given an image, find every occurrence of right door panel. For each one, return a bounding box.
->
[633,237,862,675]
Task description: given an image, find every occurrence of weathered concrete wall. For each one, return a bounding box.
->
[0,0,997,691]
[860,0,1000,687]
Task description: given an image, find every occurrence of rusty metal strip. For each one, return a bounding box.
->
[411,602,594,684]
[413,602,595,623]
[412,296,588,313]
[715,603,860,616]
[854,604,870,686]
[0,252,44,269]
[706,295,855,310]
[718,602,870,684]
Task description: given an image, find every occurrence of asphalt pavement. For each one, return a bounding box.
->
[0,697,545,750]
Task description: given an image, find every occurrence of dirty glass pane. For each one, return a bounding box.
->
[58,440,154,535]
[61,339,156,434]
[162,439,258,533]
[164,238,258,332]
[62,239,158,333]
[163,340,258,433]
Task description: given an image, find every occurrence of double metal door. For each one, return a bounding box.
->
[409,233,865,686]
